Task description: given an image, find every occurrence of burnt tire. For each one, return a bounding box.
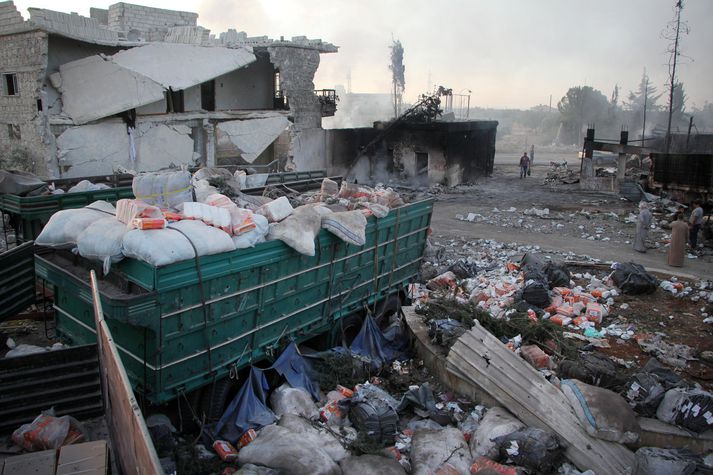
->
[331,312,364,348]
[199,377,237,427]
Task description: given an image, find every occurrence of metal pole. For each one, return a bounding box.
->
[642,79,648,143]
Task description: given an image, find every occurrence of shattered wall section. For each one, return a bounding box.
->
[267,46,322,130]
[0,28,50,176]
[56,121,196,178]
[215,116,289,164]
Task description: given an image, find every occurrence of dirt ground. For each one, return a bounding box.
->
[431,162,713,280]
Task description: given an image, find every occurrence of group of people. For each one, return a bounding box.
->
[634,199,705,267]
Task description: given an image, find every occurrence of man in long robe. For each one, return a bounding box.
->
[633,202,652,253]
[668,212,687,267]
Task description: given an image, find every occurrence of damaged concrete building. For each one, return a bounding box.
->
[329,120,498,187]
[0,1,338,178]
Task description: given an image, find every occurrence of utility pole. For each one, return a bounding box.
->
[665,0,684,153]
[642,78,648,142]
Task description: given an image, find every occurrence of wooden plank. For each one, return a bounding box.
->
[2,449,56,475]
[90,270,164,475]
[447,320,635,474]
[636,417,713,455]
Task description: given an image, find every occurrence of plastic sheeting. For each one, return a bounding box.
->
[214,367,276,444]
[271,342,320,400]
[350,315,403,371]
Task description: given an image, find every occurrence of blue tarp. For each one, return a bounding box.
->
[271,342,320,400]
[350,314,405,370]
[213,367,276,444]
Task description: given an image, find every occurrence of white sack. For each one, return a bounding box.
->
[470,406,524,459]
[270,384,319,420]
[257,196,294,222]
[122,219,234,266]
[132,170,192,209]
[322,211,367,246]
[35,201,116,248]
[411,427,472,475]
[268,207,322,256]
[76,217,128,274]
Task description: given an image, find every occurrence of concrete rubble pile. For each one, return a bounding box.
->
[544,161,579,185]
[31,171,406,273]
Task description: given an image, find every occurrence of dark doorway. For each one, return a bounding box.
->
[416,151,429,175]
[201,80,215,111]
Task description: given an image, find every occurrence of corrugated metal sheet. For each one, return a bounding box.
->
[0,241,35,321]
[0,344,103,434]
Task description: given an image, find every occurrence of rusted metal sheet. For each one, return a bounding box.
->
[652,153,713,192]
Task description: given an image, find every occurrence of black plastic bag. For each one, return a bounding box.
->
[544,261,571,288]
[612,262,658,295]
[448,260,478,279]
[495,427,563,473]
[625,358,685,417]
[428,319,466,347]
[522,281,550,308]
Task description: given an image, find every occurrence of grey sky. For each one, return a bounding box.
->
[14,0,713,109]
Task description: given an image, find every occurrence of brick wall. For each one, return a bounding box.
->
[0,1,24,33]
[108,2,197,33]
[0,29,50,175]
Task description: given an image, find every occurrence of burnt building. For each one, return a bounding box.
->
[327,120,498,186]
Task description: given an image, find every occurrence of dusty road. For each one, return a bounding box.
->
[430,163,713,280]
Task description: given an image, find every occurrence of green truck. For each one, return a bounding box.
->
[34,199,433,412]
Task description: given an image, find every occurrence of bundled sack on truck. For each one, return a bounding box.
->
[122,220,235,267]
[321,211,368,246]
[133,170,192,209]
[76,217,129,274]
[268,205,327,256]
[35,201,116,248]
[233,214,269,249]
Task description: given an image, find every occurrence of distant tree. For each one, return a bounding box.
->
[670,81,688,129]
[557,86,610,145]
[625,69,662,138]
[611,84,620,109]
[389,39,405,118]
[692,102,713,132]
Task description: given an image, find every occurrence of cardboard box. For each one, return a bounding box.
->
[2,449,57,475]
[56,440,108,475]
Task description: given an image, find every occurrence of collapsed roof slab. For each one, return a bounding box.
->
[55,55,166,125]
[216,116,290,163]
[56,43,257,124]
[111,43,255,90]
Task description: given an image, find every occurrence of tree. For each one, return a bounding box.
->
[389,39,405,118]
[557,86,610,145]
[671,81,688,129]
[626,69,662,138]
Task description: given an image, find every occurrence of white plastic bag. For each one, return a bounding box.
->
[233,214,269,249]
[122,220,235,266]
[257,196,294,222]
[132,170,192,210]
[76,217,128,274]
[35,201,116,248]
[67,179,110,193]
[183,202,231,232]
[115,199,163,227]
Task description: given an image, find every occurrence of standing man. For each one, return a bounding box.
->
[519,152,530,179]
[633,201,652,253]
[689,200,703,251]
[668,212,687,267]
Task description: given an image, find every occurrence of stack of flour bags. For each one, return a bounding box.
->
[35,172,375,273]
